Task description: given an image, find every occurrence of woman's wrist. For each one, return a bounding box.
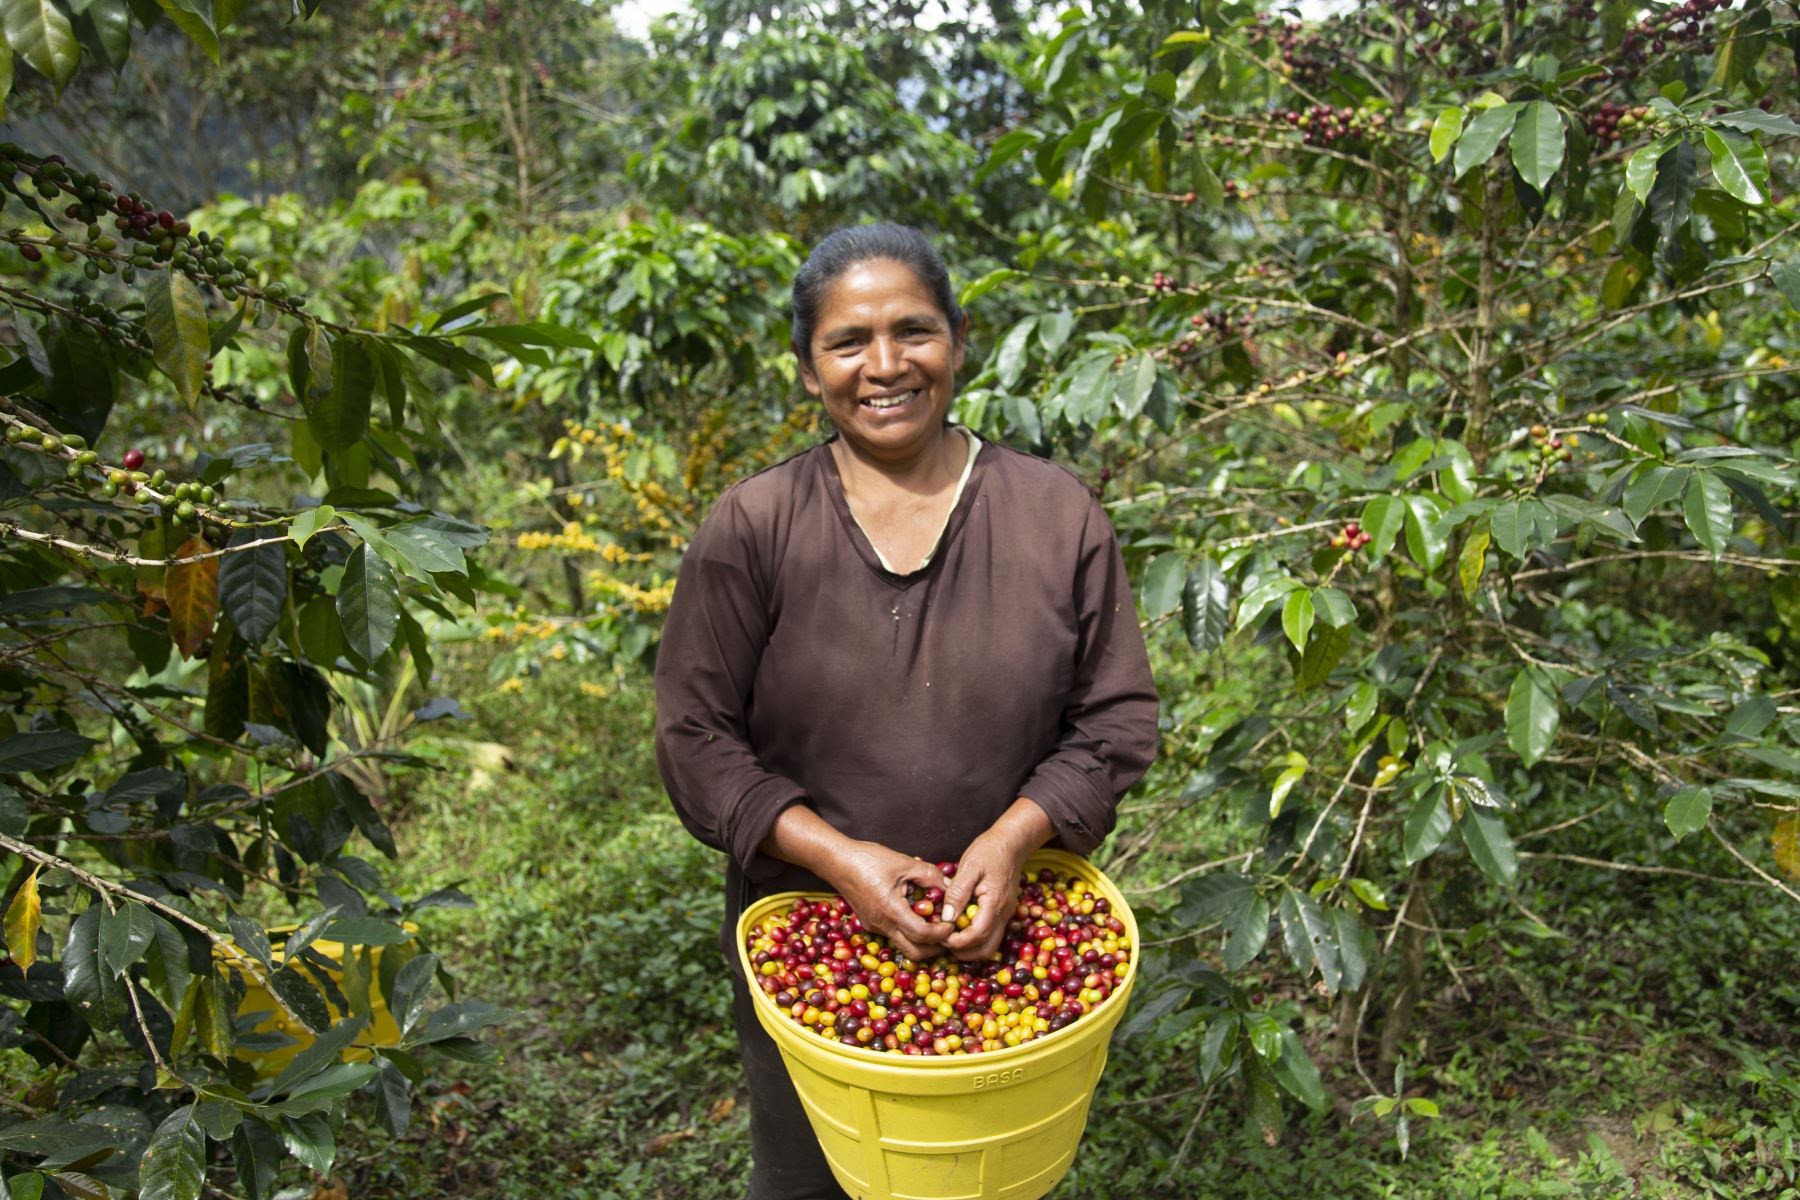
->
[989,796,1056,863]
[759,803,858,883]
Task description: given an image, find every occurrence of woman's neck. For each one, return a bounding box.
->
[830,426,967,500]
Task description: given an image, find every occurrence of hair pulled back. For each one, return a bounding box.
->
[791,223,963,363]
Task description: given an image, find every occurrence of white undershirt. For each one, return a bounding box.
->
[847,427,982,575]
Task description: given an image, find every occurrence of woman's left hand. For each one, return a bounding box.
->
[942,798,1054,962]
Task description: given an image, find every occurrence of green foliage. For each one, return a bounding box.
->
[0,12,544,1192]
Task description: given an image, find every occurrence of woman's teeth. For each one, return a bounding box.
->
[865,390,917,410]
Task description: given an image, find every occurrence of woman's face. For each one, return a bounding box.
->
[797,258,966,465]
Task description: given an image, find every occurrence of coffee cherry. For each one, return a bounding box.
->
[175,500,196,521]
[122,448,145,470]
[19,243,41,263]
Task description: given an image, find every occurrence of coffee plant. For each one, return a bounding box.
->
[0,5,589,1196]
[945,0,1800,1141]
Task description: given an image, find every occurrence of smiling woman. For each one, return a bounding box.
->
[652,223,1160,1199]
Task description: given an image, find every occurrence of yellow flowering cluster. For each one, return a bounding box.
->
[585,569,675,614]
[579,681,610,698]
[482,618,562,642]
[516,522,604,553]
[558,418,695,536]
[498,678,525,695]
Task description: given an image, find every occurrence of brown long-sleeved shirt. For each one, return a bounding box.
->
[653,436,1159,945]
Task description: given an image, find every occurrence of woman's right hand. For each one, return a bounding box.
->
[828,841,955,963]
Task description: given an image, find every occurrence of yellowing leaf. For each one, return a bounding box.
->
[1774,815,1799,880]
[5,866,40,969]
[165,535,219,659]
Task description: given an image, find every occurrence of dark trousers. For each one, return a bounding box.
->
[731,971,853,1200]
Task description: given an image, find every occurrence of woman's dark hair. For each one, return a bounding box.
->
[791,223,963,363]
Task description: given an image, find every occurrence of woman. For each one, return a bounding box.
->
[654,223,1159,1199]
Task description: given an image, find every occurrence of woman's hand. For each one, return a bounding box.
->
[760,807,953,961]
[943,798,1055,962]
[829,841,955,963]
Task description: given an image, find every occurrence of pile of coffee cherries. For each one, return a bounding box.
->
[743,865,1132,1057]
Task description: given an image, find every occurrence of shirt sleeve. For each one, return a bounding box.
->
[1016,493,1161,854]
[653,490,808,881]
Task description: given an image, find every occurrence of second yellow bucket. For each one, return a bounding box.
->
[736,848,1139,1200]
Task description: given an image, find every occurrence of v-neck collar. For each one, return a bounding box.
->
[819,429,989,590]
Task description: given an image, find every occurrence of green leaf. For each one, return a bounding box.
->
[1116,353,1157,420]
[1713,109,1800,138]
[308,335,373,452]
[217,527,287,646]
[1453,102,1521,179]
[373,1057,412,1136]
[1222,893,1270,971]
[1181,557,1230,653]
[1037,310,1074,356]
[0,730,95,772]
[993,317,1035,391]
[1001,394,1041,444]
[139,1106,204,1200]
[1278,888,1340,994]
[386,520,467,579]
[1313,587,1355,628]
[1702,128,1765,205]
[99,901,156,978]
[72,0,131,74]
[1648,140,1698,245]
[1460,807,1518,887]
[267,1014,368,1098]
[1060,353,1113,429]
[1272,1029,1329,1112]
[1506,667,1560,768]
[229,1120,282,1200]
[1333,907,1369,992]
[388,952,438,1037]
[1281,589,1314,653]
[336,543,399,665]
[153,0,217,62]
[1429,106,1465,163]
[1663,785,1713,841]
[145,269,210,409]
[278,1112,334,1176]
[289,504,336,550]
[413,999,515,1045]
[1773,261,1800,313]
[1141,552,1186,619]
[1345,681,1377,734]
[958,267,1022,307]
[1721,695,1777,744]
[1268,761,1306,819]
[1404,786,1453,864]
[1509,101,1566,192]
[1296,622,1351,692]
[1682,470,1733,558]
[1623,465,1687,526]
[1174,872,1254,925]
[2,0,78,94]
[62,907,124,1031]
[1403,494,1447,572]
[1625,134,1676,203]
[973,130,1040,186]
[1360,494,1405,559]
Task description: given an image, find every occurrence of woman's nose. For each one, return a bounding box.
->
[865,336,902,377]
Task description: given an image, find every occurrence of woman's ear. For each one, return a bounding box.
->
[794,342,822,397]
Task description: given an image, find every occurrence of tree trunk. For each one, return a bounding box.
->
[1377,858,1431,1075]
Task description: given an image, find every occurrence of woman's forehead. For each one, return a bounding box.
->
[816,259,942,324]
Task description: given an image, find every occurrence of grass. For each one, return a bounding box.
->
[322,651,1799,1199]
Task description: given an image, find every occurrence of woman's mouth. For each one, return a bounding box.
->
[862,389,920,411]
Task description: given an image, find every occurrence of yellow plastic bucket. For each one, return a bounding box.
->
[735,849,1138,1200]
[221,924,412,1076]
